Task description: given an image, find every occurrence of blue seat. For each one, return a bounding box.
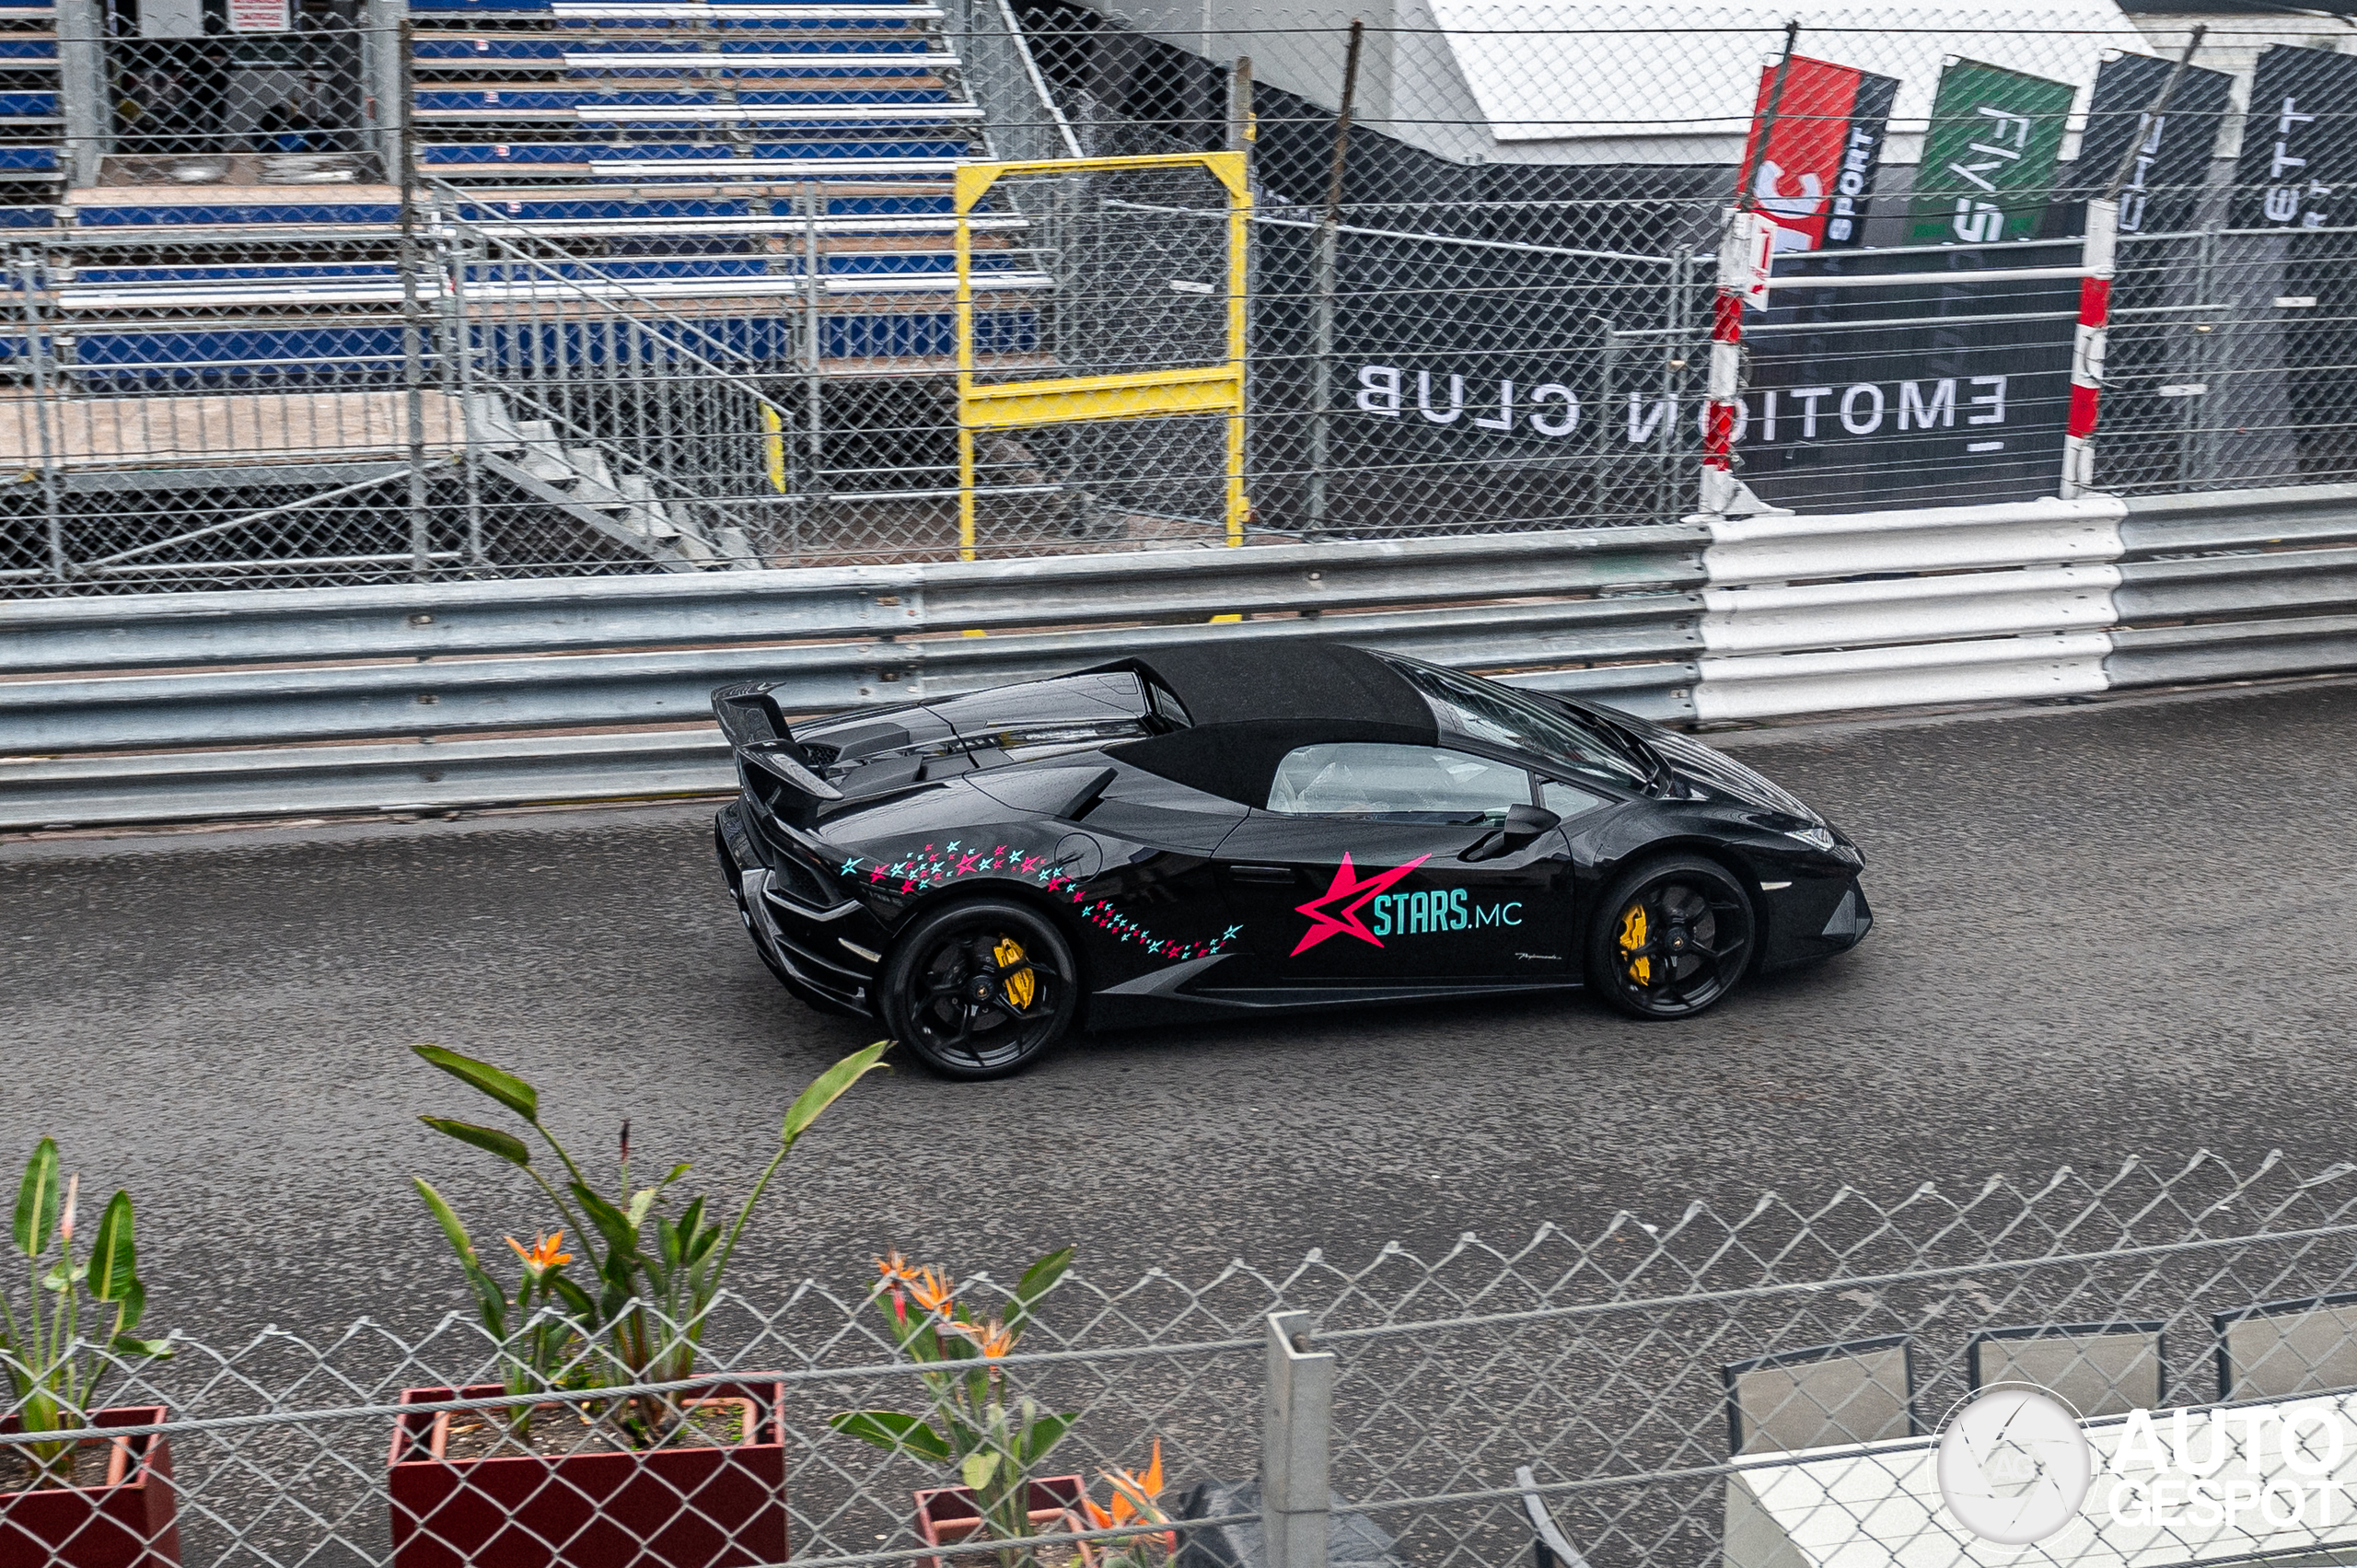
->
[64,327,409,388]
[733,89,955,104]
[72,202,402,225]
[415,88,718,109]
[414,39,566,58]
[73,263,402,284]
[451,196,754,219]
[0,93,59,116]
[420,137,964,161]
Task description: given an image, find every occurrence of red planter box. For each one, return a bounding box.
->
[913,1475,1086,1568]
[388,1381,788,1568]
[0,1404,183,1568]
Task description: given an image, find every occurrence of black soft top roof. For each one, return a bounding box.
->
[1112,642,1437,731]
[1094,644,1445,807]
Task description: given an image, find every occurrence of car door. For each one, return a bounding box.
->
[1205,739,1579,994]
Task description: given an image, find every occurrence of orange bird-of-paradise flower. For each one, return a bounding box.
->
[949,1316,1014,1358]
[1103,1439,1165,1523]
[906,1266,958,1318]
[877,1250,919,1284]
[505,1231,573,1273]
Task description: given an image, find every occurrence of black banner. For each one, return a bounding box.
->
[2074,52,2232,235]
[1731,246,2081,513]
[2232,44,2357,229]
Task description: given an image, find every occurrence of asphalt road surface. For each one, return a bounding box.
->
[6,677,2354,1349]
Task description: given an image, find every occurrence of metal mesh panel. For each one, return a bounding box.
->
[13,1156,2357,1568]
[17,13,2357,593]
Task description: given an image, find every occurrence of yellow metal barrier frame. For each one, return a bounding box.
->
[955,151,1251,562]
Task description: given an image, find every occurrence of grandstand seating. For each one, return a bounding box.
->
[33,0,1045,392]
[0,0,59,207]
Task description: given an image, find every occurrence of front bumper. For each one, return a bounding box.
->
[1756,872,1873,971]
[714,802,882,1019]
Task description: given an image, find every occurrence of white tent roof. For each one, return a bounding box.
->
[1426,0,2152,159]
[1097,0,2154,167]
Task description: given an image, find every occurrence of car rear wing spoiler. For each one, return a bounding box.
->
[711,682,843,822]
[712,681,791,747]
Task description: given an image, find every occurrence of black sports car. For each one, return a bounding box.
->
[711,643,1870,1079]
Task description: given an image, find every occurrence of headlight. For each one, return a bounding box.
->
[1785,826,1838,853]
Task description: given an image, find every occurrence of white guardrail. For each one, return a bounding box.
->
[3,484,2354,830]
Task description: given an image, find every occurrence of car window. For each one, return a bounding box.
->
[1268,742,1534,820]
[1540,778,1611,820]
[1379,656,1648,790]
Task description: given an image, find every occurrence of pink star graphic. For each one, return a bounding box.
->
[1290,852,1430,957]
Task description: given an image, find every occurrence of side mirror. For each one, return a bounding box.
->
[1460,803,1562,863]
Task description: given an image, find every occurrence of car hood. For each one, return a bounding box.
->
[1566,704,1823,824]
[1645,727,1822,823]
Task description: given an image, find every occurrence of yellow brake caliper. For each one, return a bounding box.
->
[993,936,1037,1010]
[1618,905,1651,986]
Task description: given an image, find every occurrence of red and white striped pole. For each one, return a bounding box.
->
[2062,24,2204,500]
[1701,209,1773,515]
[2059,194,2115,500]
[1703,20,1797,518]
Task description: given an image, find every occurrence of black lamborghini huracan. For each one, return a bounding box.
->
[711,643,1870,1078]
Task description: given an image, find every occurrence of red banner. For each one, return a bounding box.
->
[1738,55,1900,251]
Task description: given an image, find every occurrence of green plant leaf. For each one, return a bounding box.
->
[827,1410,953,1461]
[113,1275,147,1334]
[87,1191,137,1304]
[110,1336,173,1360]
[12,1138,59,1258]
[961,1449,1001,1492]
[412,1177,483,1264]
[462,1262,510,1337]
[778,1040,891,1151]
[412,1045,540,1123]
[1004,1247,1074,1339]
[571,1183,637,1255]
[419,1117,531,1168]
[1018,1411,1077,1465]
[547,1272,597,1322]
[625,1186,660,1233]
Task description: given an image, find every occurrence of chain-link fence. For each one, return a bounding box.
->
[20,10,2357,590]
[13,1154,2357,1568]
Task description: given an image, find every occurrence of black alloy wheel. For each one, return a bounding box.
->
[879,900,1079,1079]
[1586,855,1756,1020]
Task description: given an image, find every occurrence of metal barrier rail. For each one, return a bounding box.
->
[0,526,1706,829]
[6,487,2356,831]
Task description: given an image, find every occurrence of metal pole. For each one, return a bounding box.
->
[436,217,484,569]
[2064,26,2206,499]
[18,248,64,582]
[1229,58,1256,546]
[802,180,825,522]
[1700,19,1797,517]
[1227,53,1254,170]
[1262,1311,1334,1568]
[397,16,430,577]
[55,0,105,186]
[1306,18,1363,536]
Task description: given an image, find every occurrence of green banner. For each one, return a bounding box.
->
[1907,58,2077,244]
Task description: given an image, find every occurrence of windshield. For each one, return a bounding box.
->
[1380,656,1651,791]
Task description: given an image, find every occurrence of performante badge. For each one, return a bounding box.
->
[1291,853,1428,956]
